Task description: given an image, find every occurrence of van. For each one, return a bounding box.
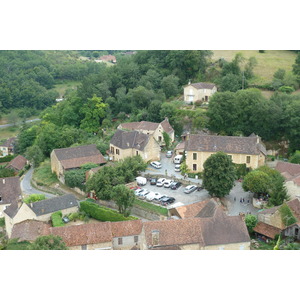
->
[136,176,147,186]
[174,155,183,164]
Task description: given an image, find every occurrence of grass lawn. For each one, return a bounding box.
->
[33,159,59,186]
[53,80,80,98]
[211,50,297,85]
[134,199,169,216]
[0,126,19,141]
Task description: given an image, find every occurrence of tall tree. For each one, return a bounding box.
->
[111,184,135,216]
[28,235,68,250]
[202,152,236,197]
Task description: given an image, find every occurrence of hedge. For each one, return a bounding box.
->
[51,211,65,227]
[0,155,15,163]
[80,201,138,222]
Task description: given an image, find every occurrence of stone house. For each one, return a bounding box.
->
[183,82,217,104]
[0,137,16,157]
[185,134,266,173]
[275,161,300,199]
[0,177,22,217]
[4,194,79,237]
[117,118,175,146]
[255,198,300,240]
[51,144,106,183]
[5,155,28,173]
[109,130,161,162]
[142,206,250,250]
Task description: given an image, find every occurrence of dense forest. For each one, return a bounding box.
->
[1,50,300,165]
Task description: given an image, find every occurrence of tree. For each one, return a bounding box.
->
[111,184,135,216]
[245,214,258,234]
[28,235,68,250]
[202,152,236,197]
[162,132,171,149]
[161,75,180,98]
[242,171,272,194]
[292,52,300,84]
[7,111,19,126]
[80,95,107,133]
[25,144,44,167]
[289,150,300,164]
[0,166,15,178]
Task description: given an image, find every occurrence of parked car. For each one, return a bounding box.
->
[164,179,173,188]
[160,196,175,206]
[136,176,147,186]
[150,178,157,185]
[134,188,143,196]
[62,216,70,223]
[174,155,183,164]
[145,192,158,201]
[184,185,197,194]
[156,178,166,187]
[150,161,162,169]
[138,189,150,198]
[170,181,182,190]
[153,192,165,200]
[174,164,181,172]
[197,186,203,191]
[166,150,173,158]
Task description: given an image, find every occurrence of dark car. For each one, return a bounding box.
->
[197,186,203,191]
[150,178,157,185]
[170,181,182,190]
[160,196,175,206]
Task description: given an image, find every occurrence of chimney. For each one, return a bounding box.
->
[17,199,22,208]
[2,179,5,184]
[30,202,33,208]
[188,79,191,85]
[152,230,160,246]
[256,135,260,144]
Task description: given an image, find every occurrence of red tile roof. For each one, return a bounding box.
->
[275,161,300,177]
[6,155,28,171]
[111,220,143,237]
[253,222,281,239]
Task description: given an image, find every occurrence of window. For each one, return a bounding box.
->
[246,156,251,163]
[81,244,87,250]
[118,237,123,245]
[136,151,139,156]
[134,236,139,243]
[193,153,197,160]
[116,149,120,155]
[158,136,162,142]
[295,228,299,236]
[193,164,197,171]
[110,146,114,154]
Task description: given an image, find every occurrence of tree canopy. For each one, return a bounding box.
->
[28,235,68,250]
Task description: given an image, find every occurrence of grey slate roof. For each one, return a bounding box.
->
[110,130,150,151]
[189,82,216,90]
[28,194,78,216]
[185,134,266,155]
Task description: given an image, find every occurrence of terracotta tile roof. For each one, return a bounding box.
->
[287,198,300,221]
[11,220,51,242]
[175,141,185,150]
[189,82,216,90]
[293,176,300,186]
[118,122,141,131]
[196,199,218,218]
[6,155,28,171]
[143,218,205,248]
[253,222,281,239]
[50,222,113,247]
[185,134,265,155]
[110,130,150,151]
[200,207,250,246]
[100,55,116,62]
[0,176,22,205]
[110,220,143,237]
[160,118,174,134]
[53,144,106,170]
[275,161,300,177]
[0,137,16,147]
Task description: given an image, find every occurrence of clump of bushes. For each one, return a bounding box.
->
[80,200,138,222]
[0,155,15,163]
[23,194,46,204]
[67,211,89,223]
[51,211,65,227]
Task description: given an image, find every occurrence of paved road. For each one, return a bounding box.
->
[21,167,55,199]
[0,118,40,128]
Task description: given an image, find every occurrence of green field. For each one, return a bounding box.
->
[212,50,297,85]
[53,80,80,98]
[134,199,169,216]
[0,127,19,141]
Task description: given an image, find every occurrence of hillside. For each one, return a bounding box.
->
[211,50,297,85]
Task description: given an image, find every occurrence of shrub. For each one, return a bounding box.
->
[0,155,15,163]
[23,194,46,204]
[279,203,297,226]
[51,211,65,227]
[80,200,138,222]
[0,217,5,227]
[278,85,295,94]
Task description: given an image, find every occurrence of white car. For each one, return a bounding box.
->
[134,188,143,196]
[138,189,150,198]
[184,185,197,194]
[174,164,181,172]
[156,178,166,187]
[150,161,162,169]
[145,192,156,201]
[164,179,173,188]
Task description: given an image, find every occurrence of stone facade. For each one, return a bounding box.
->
[50,151,65,183]
[184,83,217,104]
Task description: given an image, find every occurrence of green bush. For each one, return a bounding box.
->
[80,200,138,222]
[51,211,65,227]
[23,194,46,204]
[233,163,248,179]
[188,172,202,179]
[0,217,5,227]
[0,155,16,163]
[279,203,297,226]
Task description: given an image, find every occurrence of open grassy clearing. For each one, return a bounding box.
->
[33,159,59,186]
[133,199,169,216]
[53,80,80,98]
[211,50,297,85]
[0,127,19,141]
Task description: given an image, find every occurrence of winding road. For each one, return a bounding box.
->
[0,118,40,129]
[21,167,55,199]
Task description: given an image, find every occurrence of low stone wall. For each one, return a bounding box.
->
[97,199,165,221]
